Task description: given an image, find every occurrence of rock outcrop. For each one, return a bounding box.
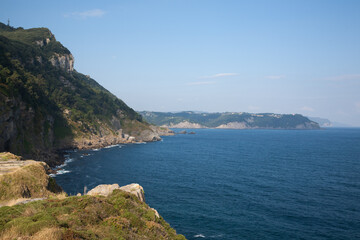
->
[49,53,74,73]
[87,183,122,197]
[119,183,145,202]
[87,183,145,203]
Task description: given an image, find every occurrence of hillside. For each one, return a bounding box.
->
[140,111,321,129]
[0,23,166,166]
[308,117,332,127]
[0,152,185,240]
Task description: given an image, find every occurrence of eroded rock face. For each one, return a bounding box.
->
[216,121,248,129]
[137,130,161,142]
[49,53,74,73]
[87,183,145,202]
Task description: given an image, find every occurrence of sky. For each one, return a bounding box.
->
[1,0,360,126]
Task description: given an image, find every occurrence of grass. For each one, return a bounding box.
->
[0,152,21,161]
[0,162,63,204]
[0,190,186,240]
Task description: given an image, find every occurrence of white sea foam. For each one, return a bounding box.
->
[56,169,70,175]
[56,158,73,169]
[50,169,70,177]
[104,144,119,149]
[92,148,100,151]
[134,142,147,144]
[194,234,205,238]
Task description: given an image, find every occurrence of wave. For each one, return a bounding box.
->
[134,142,147,144]
[92,148,100,151]
[194,234,205,238]
[56,157,74,169]
[49,169,70,177]
[104,144,120,149]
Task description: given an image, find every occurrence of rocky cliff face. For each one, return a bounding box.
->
[0,94,61,165]
[141,111,321,130]
[165,121,206,129]
[216,121,248,129]
[0,23,164,166]
[49,53,74,72]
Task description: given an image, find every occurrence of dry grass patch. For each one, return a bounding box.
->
[0,152,21,161]
[0,162,63,203]
[31,227,63,240]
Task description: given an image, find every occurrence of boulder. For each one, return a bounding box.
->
[120,183,145,202]
[87,184,120,197]
[87,183,145,202]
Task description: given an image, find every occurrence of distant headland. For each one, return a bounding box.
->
[140,111,321,129]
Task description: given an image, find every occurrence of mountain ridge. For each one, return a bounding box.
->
[140,111,321,129]
[0,22,169,166]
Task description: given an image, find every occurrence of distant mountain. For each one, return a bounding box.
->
[308,117,332,127]
[308,117,353,128]
[140,111,320,129]
[0,23,165,166]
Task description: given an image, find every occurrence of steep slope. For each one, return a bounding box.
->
[0,152,186,239]
[0,23,162,166]
[140,111,321,129]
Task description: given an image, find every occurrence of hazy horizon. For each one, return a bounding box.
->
[2,0,359,126]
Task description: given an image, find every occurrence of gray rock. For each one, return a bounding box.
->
[87,183,145,202]
[119,183,145,202]
[87,184,120,197]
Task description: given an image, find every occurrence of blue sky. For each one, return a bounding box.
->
[1,0,360,125]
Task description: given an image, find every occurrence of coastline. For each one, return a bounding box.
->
[52,127,175,174]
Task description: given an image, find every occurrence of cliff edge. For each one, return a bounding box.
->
[0,152,186,240]
[0,22,170,166]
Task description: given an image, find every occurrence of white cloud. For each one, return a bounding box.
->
[187,81,216,86]
[325,74,360,81]
[65,9,106,19]
[300,106,315,112]
[265,75,285,79]
[199,73,238,79]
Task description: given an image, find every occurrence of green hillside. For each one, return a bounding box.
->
[0,23,160,166]
[140,111,321,129]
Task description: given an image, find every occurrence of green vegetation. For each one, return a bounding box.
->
[0,190,186,240]
[0,22,153,163]
[140,111,321,129]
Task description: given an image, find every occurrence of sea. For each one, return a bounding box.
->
[54,128,360,240]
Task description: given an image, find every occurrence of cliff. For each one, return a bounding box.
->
[0,152,63,206]
[140,111,321,129]
[0,22,167,166]
[0,152,186,240]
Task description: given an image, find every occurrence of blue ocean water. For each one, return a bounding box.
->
[54,128,360,240]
